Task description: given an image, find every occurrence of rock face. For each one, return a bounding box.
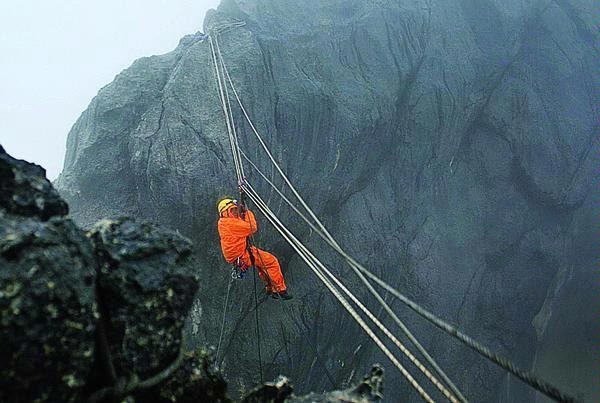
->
[0,146,227,402]
[0,145,97,402]
[0,145,68,220]
[88,218,199,381]
[242,365,384,403]
[56,0,599,401]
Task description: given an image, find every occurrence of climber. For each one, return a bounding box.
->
[217,197,292,300]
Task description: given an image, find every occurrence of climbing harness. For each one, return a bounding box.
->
[207,26,580,403]
[231,257,249,280]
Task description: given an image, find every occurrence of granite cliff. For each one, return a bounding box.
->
[56,0,598,401]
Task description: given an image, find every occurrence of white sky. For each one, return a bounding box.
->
[0,0,220,180]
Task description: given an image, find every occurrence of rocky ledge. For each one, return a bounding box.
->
[0,144,383,402]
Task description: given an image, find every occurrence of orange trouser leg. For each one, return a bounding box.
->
[244,246,286,293]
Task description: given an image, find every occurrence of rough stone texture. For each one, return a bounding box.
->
[0,146,231,402]
[139,347,230,403]
[0,146,97,402]
[0,145,68,220]
[242,365,383,402]
[56,0,599,401]
[88,218,200,381]
[0,141,381,401]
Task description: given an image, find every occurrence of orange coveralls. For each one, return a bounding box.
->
[217,208,287,293]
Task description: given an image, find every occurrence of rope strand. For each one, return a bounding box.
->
[219,46,464,400]
[240,148,579,403]
[209,29,579,403]
[244,182,458,402]
[242,184,435,403]
[216,277,233,366]
[209,35,243,182]
[215,34,245,179]
[253,265,264,383]
[357,269,579,403]
[240,149,468,400]
[211,33,458,402]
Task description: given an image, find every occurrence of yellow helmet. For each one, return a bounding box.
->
[217,198,237,214]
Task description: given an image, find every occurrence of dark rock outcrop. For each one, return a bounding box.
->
[2,145,380,402]
[0,146,97,402]
[145,348,230,402]
[242,365,383,402]
[88,217,199,381]
[55,0,599,401]
[0,145,68,220]
[0,146,227,402]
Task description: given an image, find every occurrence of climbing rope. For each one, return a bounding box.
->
[216,277,234,366]
[244,182,460,402]
[357,270,579,403]
[252,265,264,384]
[209,35,244,183]
[241,184,436,403]
[208,28,580,403]
[215,35,245,182]
[215,34,464,402]
[211,30,446,402]
[239,152,579,403]
[241,151,467,402]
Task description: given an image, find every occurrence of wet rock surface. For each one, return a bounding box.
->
[0,146,97,402]
[0,146,225,402]
[0,145,68,220]
[242,365,384,403]
[54,0,599,401]
[138,347,230,403]
[0,215,97,403]
[88,217,199,380]
[1,144,379,402]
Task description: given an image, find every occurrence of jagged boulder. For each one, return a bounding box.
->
[141,347,230,403]
[0,141,387,403]
[88,218,200,382]
[0,145,97,402]
[0,146,227,402]
[242,365,384,402]
[0,145,68,220]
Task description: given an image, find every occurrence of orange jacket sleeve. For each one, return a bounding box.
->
[218,209,259,263]
[224,209,258,238]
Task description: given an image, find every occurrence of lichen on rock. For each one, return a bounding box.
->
[0,141,388,401]
[0,146,97,403]
[0,145,68,220]
[87,217,200,381]
[242,365,384,403]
